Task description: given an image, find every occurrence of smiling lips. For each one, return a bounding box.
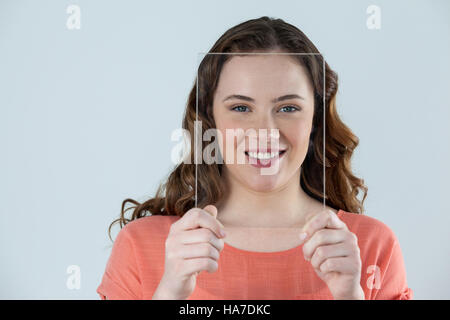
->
[244,149,287,168]
[244,149,287,160]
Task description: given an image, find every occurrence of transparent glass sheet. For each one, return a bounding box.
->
[192,52,326,298]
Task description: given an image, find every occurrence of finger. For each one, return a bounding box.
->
[178,228,225,252]
[183,257,219,276]
[318,256,361,275]
[302,229,347,261]
[309,242,352,269]
[203,205,217,218]
[203,204,225,229]
[179,242,220,261]
[171,208,226,239]
[301,209,347,242]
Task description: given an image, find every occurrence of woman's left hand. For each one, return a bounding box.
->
[299,209,365,300]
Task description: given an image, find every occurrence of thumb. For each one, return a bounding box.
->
[203,204,225,229]
[203,204,217,218]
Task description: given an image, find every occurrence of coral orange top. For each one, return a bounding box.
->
[96,209,413,300]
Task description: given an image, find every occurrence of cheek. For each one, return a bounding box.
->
[215,120,242,158]
[285,120,312,151]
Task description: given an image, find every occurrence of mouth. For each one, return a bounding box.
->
[244,149,287,168]
[244,149,287,160]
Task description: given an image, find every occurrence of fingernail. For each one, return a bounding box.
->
[220,229,227,237]
[299,232,307,241]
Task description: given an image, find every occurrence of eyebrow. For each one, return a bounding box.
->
[222,94,305,104]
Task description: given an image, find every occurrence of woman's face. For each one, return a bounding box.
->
[212,54,315,192]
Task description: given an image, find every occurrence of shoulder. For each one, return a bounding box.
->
[336,209,399,249]
[336,210,412,299]
[98,215,181,299]
[336,209,403,276]
[110,214,181,267]
[119,214,181,242]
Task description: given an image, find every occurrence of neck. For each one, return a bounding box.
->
[216,167,319,228]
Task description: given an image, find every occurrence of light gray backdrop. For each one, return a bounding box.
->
[1,0,449,299]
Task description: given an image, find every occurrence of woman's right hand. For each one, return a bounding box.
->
[152,204,226,300]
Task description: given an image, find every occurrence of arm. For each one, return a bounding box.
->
[372,236,413,300]
[96,225,143,300]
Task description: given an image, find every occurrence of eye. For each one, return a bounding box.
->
[279,105,300,113]
[231,105,250,112]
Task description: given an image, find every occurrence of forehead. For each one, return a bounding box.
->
[215,55,313,99]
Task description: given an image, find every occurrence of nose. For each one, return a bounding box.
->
[249,113,280,149]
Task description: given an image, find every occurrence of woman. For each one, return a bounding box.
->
[96,16,413,300]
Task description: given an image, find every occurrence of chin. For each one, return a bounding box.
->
[244,175,281,192]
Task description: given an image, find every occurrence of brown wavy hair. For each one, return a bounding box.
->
[107,16,368,242]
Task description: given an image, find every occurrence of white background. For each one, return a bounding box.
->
[0,0,449,299]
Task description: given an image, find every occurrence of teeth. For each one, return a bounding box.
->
[247,151,281,159]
